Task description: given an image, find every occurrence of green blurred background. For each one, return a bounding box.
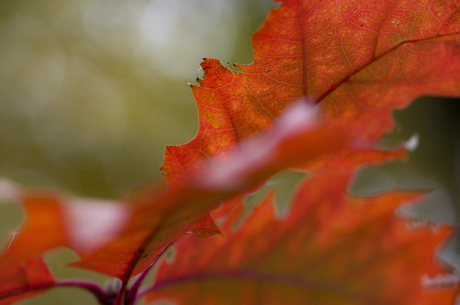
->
[0,0,459,304]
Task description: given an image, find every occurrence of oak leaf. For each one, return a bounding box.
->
[162,0,460,183]
[145,174,457,305]
[1,0,460,301]
[0,104,359,285]
[68,103,360,282]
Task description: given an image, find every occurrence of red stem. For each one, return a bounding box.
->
[125,242,176,305]
[113,282,127,305]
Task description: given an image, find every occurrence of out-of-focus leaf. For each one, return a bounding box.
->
[68,212,219,284]
[0,197,66,266]
[0,104,407,284]
[69,103,362,282]
[0,181,129,269]
[145,174,457,304]
[0,257,54,305]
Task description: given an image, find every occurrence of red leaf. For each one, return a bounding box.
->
[0,184,129,270]
[68,104,361,282]
[145,174,457,304]
[1,104,357,283]
[147,1,460,296]
[0,197,67,266]
[162,0,460,183]
[0,258,54,305]
[68,213,219,282]
[300,146,408,175]
[0,106,413,284]
[2,0,460,295]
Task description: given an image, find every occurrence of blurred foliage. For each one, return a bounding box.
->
[0,0,271,199]
[0,0,459,304]
[0,1,271,304]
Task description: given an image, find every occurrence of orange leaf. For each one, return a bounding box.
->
[0,197,67,266]
[0,257,54,305]
[145,174,457,304]
[68,213,219,283]
[0,183,129,269]
[69,103,361,282]
[0,105,408,284]
[3,0,460,294]
[162,0,460,183]
[72,0,460,284]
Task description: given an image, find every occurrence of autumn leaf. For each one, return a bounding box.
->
[146,0,460,297]
[68,103,363,282]
[162,0,460,183]
[68,211,219,284]
[0,180,129,270]
[144,173,457,305]
[0,256,111,305]
[0,258,54,305]
[1,1,460,303]
[299,146,408,175]
[0,103,359,285]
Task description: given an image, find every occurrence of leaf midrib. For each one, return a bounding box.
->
[149,270,388,305]
[314,33,460,104]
